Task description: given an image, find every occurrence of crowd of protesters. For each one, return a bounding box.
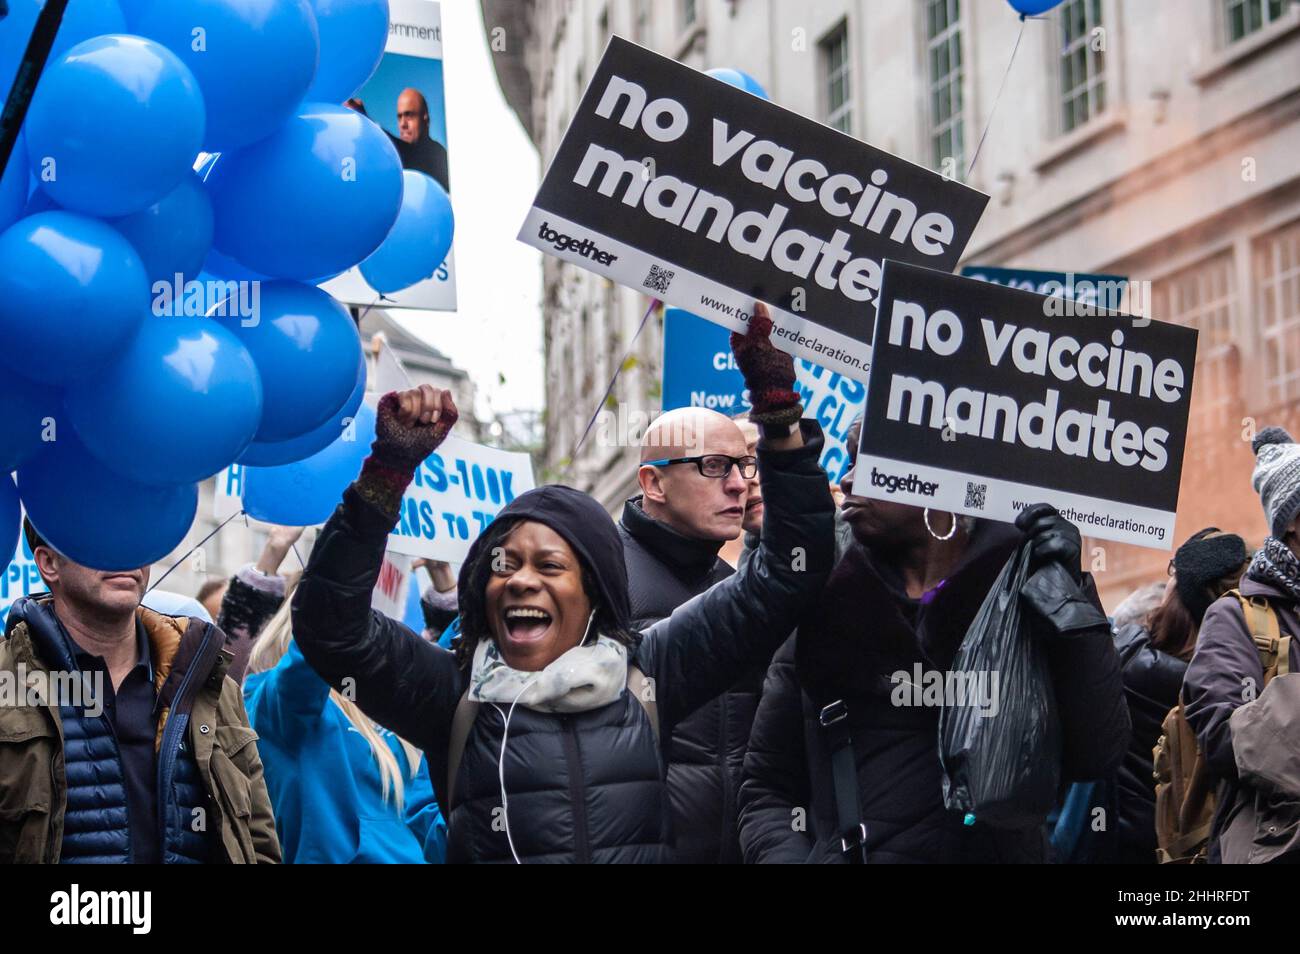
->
[2,304,1297,864]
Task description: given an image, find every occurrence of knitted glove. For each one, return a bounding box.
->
[355,389,458,517]
[730,305,802,427]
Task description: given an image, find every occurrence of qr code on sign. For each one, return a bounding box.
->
[965,482,987,511]
[642,264,674,294]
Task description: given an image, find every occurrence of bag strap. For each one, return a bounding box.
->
[818,699,867,864]
[1231,590,1292,683]
[1156,818,1213,864]
[446,689,479,808]
[446,664,661,807]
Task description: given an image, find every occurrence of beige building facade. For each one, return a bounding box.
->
[486,0,1300,608]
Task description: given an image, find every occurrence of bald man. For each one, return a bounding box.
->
[394,87,449,191]
[616,406,763,864]
[638,407,751,540]
[345,90,449,191]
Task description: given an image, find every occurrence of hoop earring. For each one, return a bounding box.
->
[924,508,957,541]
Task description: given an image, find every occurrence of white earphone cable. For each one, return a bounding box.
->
[493,607,600,864]
[492,676,537,865]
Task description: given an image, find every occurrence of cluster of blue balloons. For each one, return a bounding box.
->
[0,0,452,571]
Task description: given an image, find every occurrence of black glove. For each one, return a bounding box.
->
[1014,503,1082,585]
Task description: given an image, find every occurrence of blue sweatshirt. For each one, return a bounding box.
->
[244,640,447,863]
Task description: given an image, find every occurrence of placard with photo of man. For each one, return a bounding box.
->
[326,0,456,311]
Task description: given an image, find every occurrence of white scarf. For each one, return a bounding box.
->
[469,633,628,713]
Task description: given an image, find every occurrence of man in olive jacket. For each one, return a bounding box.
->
[0,520,279,864]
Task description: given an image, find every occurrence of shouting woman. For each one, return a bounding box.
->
[292,310,835,862]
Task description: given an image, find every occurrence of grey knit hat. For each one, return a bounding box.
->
[1251,426,1300,538]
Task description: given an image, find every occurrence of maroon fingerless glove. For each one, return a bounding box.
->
[355,391,458,518]
[730,311,802,427]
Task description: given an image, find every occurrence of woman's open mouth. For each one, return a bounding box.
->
[503,606,554,644]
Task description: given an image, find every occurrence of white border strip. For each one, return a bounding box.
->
[518,206,874,382]
[854,452,1176,549]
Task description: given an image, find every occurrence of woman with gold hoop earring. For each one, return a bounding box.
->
[739,415,1131,865]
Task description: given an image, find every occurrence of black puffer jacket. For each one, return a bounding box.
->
[618,495,761,865]
[293,423,834,863]
[739,521,1131,863]
[1111,623,1188,863]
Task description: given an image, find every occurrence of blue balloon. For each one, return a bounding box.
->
[210,281,362,443]
[238,353,366,466]
[706,68,769,100]
[135,0,319,152]
[65,316,263,485]
[17,432,197,571]
[201,251,270,284]
[109,172,214,290]
[21,174,60,217]
[206,102,403,280]
[191,154,270,286]
[359,171,453,294]
[0,132,29,233]
[243,402,376,526]
[26,35,205,217]
[1007,0,1064,14]
[206,105,402,281]
[306,0,389,103]
[0,0,127,102]
[0,372,60,472]
[0,211,148,386]
[118,0,157,28]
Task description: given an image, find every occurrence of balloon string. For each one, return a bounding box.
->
[569,297,658,465]
[357,294,389,324]
[146,508,245,596]
[0,0,69,178]
[965,15,1030,181]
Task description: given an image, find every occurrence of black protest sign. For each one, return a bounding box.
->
[855,261,1199,549]
[518,36,988,382]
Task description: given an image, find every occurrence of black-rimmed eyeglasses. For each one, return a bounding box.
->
[643,454,758,479]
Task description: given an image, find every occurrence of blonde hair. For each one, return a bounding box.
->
[249,575,422,806]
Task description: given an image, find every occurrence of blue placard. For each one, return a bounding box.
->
[662,307,750,414]
[662,308,865,483]
[1,531,47,625]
